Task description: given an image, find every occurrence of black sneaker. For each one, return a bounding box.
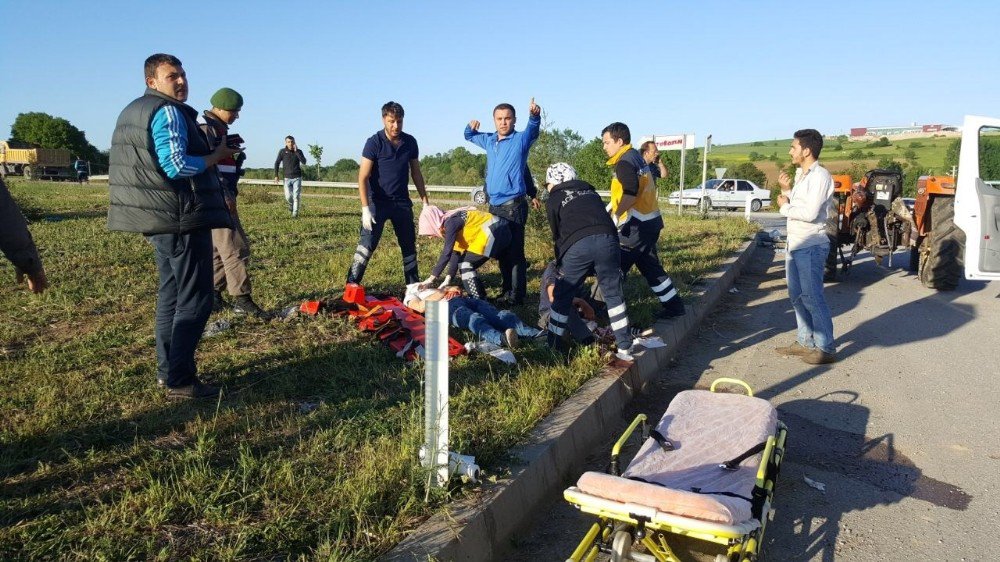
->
[233,295,270,319]
[495,294,523,307]
[213,290,228,312]
[166,380,221,400]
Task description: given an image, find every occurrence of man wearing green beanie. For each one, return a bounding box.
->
[200,87,268,318]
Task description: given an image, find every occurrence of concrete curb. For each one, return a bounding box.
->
[383,235,761,562]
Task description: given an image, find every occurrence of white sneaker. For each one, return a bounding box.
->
[615,347,634,362]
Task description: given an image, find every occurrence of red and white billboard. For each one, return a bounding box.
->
[639,134,695,151]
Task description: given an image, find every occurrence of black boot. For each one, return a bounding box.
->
[658,296,687,319]
[213,290,228,312]
[233,295,270,319]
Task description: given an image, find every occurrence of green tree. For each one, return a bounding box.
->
[868,136,891,148]
[527,128,584,180]
[944,139,960,172]
[329,158,359,182]
[573,138,612,189]
[729,162,767,187]
[308,144,323,178]
[10,112,108,172]
[876,157,903,174]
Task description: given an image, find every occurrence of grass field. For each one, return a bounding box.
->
[0,180,757,561]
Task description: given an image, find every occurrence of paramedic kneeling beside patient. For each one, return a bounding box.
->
[417,205,511,301]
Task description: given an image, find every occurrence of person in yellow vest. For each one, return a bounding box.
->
[417,205,511,300]
[602,122,686,319]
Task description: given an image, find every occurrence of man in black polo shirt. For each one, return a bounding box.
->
[347,101,430,285]
[641,140,668,192]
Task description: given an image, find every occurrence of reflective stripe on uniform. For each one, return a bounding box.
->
[611,317,629,331]
[628,208,662,222]
[651,278,672,293]
[658,288,678,302]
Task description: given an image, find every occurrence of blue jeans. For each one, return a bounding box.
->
[283,177,302,214]
[347,202,418,284]
[786,242,835,353]
[147,231,215,387]
[449,296,540,346]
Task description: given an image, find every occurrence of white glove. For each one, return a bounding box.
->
[361,206,374,231]
[418,275,438,289]
[436,275,452,289]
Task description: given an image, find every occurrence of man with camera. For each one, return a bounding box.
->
[200,88,267,318]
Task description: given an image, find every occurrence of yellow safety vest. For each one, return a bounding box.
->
[455,210,501,256]
[607,144,661,223]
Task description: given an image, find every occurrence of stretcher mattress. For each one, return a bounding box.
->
[577,390,777,525]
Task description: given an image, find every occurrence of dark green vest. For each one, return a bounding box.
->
[107,88,232,234]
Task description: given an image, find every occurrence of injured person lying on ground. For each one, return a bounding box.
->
[402,283,541,348]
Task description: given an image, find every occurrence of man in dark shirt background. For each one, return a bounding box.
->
[274,135,306,217]
[347,101,429,285]
[641,140,668,196]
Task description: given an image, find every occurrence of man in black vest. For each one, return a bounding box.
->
[108,53,239,399]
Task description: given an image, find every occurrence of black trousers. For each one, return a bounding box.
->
[489,197,528,300]
[347,202,419,285]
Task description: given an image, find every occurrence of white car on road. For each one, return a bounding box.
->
[667,179,771,211]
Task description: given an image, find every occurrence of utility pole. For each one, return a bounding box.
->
[700,135,712,214]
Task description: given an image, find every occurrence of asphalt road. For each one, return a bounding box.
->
[506,223,999,561]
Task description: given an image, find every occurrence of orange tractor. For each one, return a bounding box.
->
[825,170,964,290]
[908,175,964,290]
[825,170,911,278]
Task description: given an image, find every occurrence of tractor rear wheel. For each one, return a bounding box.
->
[918,196,964,290]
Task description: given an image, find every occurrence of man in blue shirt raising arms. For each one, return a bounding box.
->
[464,98,541,305]
[347,101,429,286]
[108,53,240,399]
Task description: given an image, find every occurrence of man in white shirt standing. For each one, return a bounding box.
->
[775,129,836,364]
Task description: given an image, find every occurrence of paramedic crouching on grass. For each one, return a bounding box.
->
[543,163,634,361]
[774,128,837,365]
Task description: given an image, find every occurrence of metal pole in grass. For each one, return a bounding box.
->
[423,299,450,487]
[678,140,686,216]
[700,134,712,215]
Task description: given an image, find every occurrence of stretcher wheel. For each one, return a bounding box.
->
[610,529,631,562]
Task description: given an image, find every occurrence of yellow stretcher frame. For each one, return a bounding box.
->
[563,379,788,562]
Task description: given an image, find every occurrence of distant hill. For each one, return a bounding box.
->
[708,135,957,193]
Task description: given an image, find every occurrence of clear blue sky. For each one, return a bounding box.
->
[2,1,998,168]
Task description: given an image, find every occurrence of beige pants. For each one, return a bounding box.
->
[212,211,251,296]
